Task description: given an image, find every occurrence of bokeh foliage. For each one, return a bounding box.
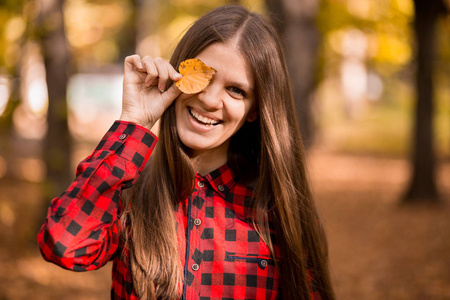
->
[316,0,449,156]
[0,0,449,156]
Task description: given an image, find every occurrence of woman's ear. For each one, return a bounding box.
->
[246,109,258,122]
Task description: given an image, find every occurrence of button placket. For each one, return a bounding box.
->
[187,183,205,287]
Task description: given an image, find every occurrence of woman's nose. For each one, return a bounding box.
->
[197,83,223,110]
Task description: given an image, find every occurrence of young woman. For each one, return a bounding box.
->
[37,5,334,300]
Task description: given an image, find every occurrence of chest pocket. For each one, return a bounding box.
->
[195,190,280,298]
[225,252,274,269]
[217,210,280,297]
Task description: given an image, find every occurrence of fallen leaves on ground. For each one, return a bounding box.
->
[0,150,449,299]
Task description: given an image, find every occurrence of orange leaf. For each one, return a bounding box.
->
[175,59,216,94]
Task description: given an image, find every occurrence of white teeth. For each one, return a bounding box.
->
[190,108,220,125]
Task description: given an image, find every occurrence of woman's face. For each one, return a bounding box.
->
[175,42,257,159]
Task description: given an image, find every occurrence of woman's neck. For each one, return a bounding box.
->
[188,143,229,176]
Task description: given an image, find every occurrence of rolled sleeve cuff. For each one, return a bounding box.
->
[97,121,158,172]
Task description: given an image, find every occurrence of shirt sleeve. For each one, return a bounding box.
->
[37,121,157,272]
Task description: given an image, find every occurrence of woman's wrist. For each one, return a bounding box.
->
[119,113,154,130]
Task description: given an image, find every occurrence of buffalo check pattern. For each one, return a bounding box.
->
[37,121,321,300]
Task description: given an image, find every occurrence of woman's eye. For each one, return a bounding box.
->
[228,87,246,98]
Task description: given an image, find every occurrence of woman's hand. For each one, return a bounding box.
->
[120,55,182,130]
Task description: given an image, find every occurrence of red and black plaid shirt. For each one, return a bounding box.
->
[37,121,320,299]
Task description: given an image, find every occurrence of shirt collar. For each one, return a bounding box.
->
[195,162,237,196]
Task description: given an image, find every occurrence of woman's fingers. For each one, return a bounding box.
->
[141,56,158,87]
[154,57,182,92]
[121,54,183,129]
[160,83,182,109]
[124,54,182,98]
[124,55,144,74]
[170,70,182,82]
[153,57,169,92]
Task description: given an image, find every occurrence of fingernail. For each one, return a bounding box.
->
[138,62,144,71]
[173,73,182,80]
[159,85,165,92]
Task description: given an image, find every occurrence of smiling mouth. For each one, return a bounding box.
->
[189,108,221,126]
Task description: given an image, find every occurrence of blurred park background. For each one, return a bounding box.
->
[0,0,450,299]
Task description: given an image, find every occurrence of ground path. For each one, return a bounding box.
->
[0,149,448,299]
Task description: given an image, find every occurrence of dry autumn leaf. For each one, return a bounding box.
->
[175,58,216,94]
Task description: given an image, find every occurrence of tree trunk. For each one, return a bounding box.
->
[265,0,320,149]
[0,74,21,178]
[135,0,160,56]
[403,0,447,203]
[38,0,73,199]
[117,0,137,62]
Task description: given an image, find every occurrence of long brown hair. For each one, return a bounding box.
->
[122,5,334,300]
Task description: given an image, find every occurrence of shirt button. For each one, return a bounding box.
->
[118,134,127,140]
[192,263,199,271]
[260,260,268,268]
[218,185,225,192]
[197,181,204,188]
[194,218,201,226]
